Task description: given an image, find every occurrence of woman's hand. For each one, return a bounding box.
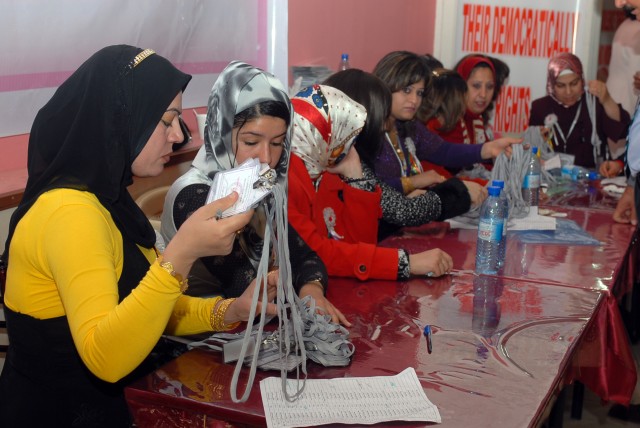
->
[327,148,363,179]
[599,160,623,178]
[613,186,638,226]
[463,181,488,207]
[588,80,622,121]
[163,192,254,279]
[408,248,453,277]
[480,137,523,160]
[410,170,445,190]
[299,283,351,327]
[226,270,279,324]
[587,80,612,104]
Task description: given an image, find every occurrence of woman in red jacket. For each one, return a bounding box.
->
[288,84,453,281]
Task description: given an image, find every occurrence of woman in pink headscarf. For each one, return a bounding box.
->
[529,52,630,171]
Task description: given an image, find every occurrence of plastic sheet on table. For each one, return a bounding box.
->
[512,218,601,246]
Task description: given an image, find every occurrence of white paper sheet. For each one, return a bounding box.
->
[260,367,441,428]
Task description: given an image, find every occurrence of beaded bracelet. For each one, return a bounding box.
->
[397,249,411,280]
[209,298,241,331]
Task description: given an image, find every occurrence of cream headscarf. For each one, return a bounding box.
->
[290,85,367,180]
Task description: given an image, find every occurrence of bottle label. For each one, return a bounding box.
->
[523,173,540,189]
[478,219,503,242]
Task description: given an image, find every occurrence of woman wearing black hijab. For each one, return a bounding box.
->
[0,45,277,427]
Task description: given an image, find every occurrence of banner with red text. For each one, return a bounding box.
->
[437,0,600,136]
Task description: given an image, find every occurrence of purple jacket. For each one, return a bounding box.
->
[374,121,483,192]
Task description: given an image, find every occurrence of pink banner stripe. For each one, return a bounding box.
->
[0,60,262,93]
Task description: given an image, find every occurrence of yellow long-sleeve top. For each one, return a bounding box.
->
[4,188,221,383]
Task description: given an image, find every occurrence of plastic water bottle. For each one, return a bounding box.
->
[491,180,508,268]
[522,147,541,215]
[339,53,350,71]
[475,186,506,275]
[571,166,589,181]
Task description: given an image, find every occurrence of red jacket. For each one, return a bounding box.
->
[288,154,399,280]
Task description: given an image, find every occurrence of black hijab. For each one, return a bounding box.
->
[3,45,191,264]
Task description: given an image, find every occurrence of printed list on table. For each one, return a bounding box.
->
[259,367,441,428]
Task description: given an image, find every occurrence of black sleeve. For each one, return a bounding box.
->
[288,222,329,295]
[430,178,472,221]
[171,183,209,230]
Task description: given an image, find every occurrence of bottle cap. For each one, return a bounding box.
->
[588,171,599,180]
[491,180,505,189]
[341,53,349,60]
[532,147,539,155]
[487,186,501,196]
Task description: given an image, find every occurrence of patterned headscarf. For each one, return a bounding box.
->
[290,85,367,180]
[162,61,304,403]
[162,61,292,261]
[546,52,584,104]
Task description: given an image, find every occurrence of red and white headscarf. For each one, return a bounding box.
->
[291,85,366,180]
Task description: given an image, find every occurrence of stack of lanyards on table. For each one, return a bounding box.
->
[490,127,554,219]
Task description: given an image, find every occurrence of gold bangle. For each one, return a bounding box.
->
[156,256,189,293]
[209,298,241,331]
[401,176,415,194]
[304,280,324,292]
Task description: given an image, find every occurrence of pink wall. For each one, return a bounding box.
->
[0,1,438,179]
[289,0,437,78]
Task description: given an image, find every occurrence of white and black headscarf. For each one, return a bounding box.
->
[162,61,306,403]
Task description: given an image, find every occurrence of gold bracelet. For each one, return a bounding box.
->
[304,280,324,292]
[156,256,189,293]
[209,298,241,331]
[401,176,415,194]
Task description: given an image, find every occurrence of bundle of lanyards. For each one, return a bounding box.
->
[460,126,556,222]
[230,183,308,403]
[224,183,353,403]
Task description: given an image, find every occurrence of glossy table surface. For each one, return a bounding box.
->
[543,179,621,212]
[126,273,603,427]
[381,206,638,297]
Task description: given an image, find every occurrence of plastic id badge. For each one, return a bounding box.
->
[205,158,276,218]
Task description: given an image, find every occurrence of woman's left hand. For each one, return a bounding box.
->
[587,80,611,104]
[480,137,523,160]
[226,270,279,324]
[299,283,352,327]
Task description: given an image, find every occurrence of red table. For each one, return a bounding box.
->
[126,274,604,427]
[380,205,638,405]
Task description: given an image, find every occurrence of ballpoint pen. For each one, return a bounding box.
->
[423,325,433,354]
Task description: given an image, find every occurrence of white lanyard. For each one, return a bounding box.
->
[553,100,582,153]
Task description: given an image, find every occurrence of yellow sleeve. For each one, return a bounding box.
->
[40,196,184,382]
[7,190,234,383]
[166,295,222,335]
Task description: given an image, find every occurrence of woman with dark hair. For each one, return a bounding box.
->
[0,46,274,427]
[288,84,454,281]
[422,68,469,134]
[371,50,518,195]
[323,69,474,237]
[161,61,346,325]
